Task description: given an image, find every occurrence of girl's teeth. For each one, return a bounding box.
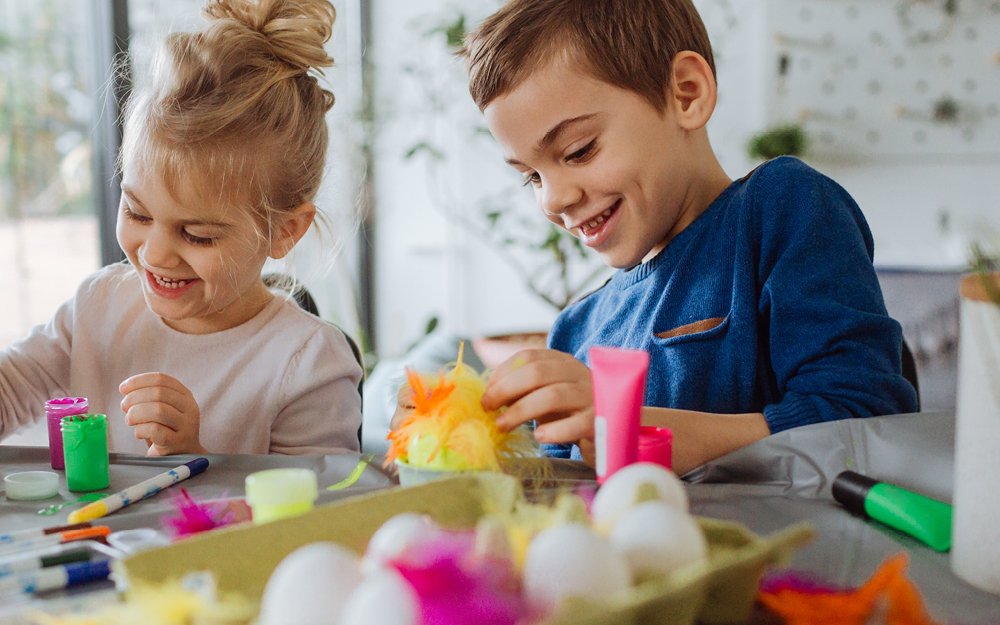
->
[602,208,612,216]
[588,220,598,228]
[154,275,190,289]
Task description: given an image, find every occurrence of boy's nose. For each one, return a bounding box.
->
[540,174,584,215]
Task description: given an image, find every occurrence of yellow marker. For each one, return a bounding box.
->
[67,501,109,524]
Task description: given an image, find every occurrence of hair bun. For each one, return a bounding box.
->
[203,0,335,73]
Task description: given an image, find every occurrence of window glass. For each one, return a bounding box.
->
[0,0,100,352]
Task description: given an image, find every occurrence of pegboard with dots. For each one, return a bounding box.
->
[768,0,1000,159]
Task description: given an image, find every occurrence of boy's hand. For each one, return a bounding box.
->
[120,373,208,456]
[482,349,595,456]
[390,383,416,430]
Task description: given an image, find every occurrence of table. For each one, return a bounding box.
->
[2,412,1000,623]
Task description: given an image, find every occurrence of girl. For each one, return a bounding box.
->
[0,0,363,456]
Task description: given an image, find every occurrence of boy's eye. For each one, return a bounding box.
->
[182,230,216,246]
[122,205,151,224]
[522,172,542,187]
[566,140,597,163]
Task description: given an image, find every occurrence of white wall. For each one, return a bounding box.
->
[368,0,1000,358]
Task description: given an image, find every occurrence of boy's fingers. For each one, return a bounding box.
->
[483,357,589,411]
[533,411,594,445]
[485,348,557,389]
[119,372,189,395]
[495,382,590,431]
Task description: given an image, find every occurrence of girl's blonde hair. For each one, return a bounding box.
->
[119,0,337,235]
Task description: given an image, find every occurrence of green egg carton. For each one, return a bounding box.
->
[120,473,812,625]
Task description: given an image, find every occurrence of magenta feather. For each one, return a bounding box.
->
[160,488,237,540]
[389,530,528,625]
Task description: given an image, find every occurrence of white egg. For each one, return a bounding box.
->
[523,523,631,616]
[259,542,363,625]
[592,462,689,528]
[341,569,420,625]
[361,513,439,574]
[610,501,708,579]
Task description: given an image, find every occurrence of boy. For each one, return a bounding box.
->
[395,0,918,475]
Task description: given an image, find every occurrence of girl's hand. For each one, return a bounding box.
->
[481,349,595,461]
[120,373,208,456]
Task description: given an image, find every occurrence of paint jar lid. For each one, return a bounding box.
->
[45,397,89,419]
[108,528,171,555]
[637,426,673,470]
[245,468,318,507]
[4,471,60,500]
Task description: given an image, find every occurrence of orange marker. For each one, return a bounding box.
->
[0,526,110,558]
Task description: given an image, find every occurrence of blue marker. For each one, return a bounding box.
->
[0,560,110,596]
[67,458,209,524]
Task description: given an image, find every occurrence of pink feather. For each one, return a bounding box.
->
[160,488,238,540]
[389,530,528,625]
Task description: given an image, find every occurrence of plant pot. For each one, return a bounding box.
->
[472,331,548,369]
[951,273,1000,594]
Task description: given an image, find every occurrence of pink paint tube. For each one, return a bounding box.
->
[589,346,649,485]
[45,397,89,469]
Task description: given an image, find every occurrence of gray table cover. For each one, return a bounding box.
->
[2,411,1000,623]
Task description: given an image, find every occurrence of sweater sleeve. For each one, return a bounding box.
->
[0,298,75,439]
[269,325,364,455]
[753,158,918,432]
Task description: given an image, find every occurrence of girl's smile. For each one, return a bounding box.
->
[144,269,200,299]
[116,167,274,335]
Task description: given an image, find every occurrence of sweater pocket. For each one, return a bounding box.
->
[652,315,729,346]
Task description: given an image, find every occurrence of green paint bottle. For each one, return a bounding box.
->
[61,414,110,492]
[832,470,952,552]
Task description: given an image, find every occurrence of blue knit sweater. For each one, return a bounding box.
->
[547,157,918,452]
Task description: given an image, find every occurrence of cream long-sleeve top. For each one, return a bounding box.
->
[0,263,363,455]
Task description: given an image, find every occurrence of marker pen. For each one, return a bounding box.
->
[0,527,110,558]
[0,560,111,596]
[0,547,92,578]
[832,471,952,552]
[0,523,92,547]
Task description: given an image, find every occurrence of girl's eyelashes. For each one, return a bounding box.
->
[122,205,151,223]
[522,172,541,187]
[124,204,216,246]
[182,230,216,246]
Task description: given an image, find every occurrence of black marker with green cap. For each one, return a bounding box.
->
[832,470,953,552]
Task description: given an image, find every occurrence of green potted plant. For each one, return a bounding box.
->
[951,236,1000,594]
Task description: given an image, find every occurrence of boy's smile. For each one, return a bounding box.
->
[484,53,731,269]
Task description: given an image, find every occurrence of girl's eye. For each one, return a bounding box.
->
[566,140,597,163]
[522,172,541,187]
[123,206,151,223]
[182,230,216,246]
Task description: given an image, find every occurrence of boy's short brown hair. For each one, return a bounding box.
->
[460,0,715,112]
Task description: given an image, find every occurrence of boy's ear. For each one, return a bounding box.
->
[667,51,717,131]
[269,202,317,260]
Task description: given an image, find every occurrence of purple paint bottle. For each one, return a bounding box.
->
[45,397,89,469]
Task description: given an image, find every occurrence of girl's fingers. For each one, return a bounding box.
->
[119,372,192,396]
[124,402,183,431]
[121,385,193,414]
[132,422,171,445]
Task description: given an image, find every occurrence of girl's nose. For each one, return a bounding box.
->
[137,229,178,270]
[540,173,584,216]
